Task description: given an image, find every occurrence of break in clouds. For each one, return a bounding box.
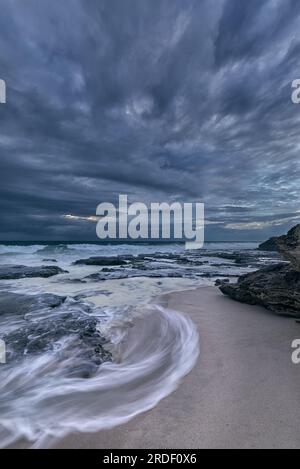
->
[1,0,300,241]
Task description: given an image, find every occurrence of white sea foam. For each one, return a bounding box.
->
[0,241,271,449]
[0,303,199,449]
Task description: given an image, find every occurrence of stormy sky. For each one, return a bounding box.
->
[1,0,300,241]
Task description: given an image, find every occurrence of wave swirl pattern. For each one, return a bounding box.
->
[0,304,199,448]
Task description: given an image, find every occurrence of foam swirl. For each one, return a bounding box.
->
[0,304,199,448]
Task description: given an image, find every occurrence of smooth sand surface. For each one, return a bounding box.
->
[50,287,299,448]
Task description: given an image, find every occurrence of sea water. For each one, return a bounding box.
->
[0,241,277,447]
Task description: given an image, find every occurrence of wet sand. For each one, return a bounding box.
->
[54,286,300,449]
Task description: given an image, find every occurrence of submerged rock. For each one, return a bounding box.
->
[220,264,300,318]
[0,265,67,280]
[0,292,66,316]
[74,250,269,273]
[85,267,238,282]
[73,256,128,266]
[5,321,111,379]
[85,269,184,281]
[1,292,111,378]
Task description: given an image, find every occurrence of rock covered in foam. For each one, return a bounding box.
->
[1,292,111,378]
[0,292,66,316]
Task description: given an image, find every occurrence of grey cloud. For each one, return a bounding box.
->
[0,0,300,241]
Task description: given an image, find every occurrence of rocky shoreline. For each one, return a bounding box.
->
[0,291,111,378]
[0,265,66,280]
[220,225,300,319]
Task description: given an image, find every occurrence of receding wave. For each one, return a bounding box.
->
[0,304,199,449]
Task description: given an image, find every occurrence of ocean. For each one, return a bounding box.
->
[0,241,279,447]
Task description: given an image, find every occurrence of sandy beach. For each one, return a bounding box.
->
[52,286,300,450]
[2,0,300,454]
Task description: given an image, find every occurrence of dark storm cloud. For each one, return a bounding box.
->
[0,0,300,240]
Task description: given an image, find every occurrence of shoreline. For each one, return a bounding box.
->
[55,286,300,449]
[9,286,300,449]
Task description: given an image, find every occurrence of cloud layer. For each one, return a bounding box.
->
[0,0,300,241]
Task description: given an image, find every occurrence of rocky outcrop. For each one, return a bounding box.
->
[275,224,300,271]
[84,267,231,282]
[215,278,230,286]
[0,265,67,280]
[220,264,300,318]
[4,310,111,376]
[0,292,66,316]
[258,225,300,263]
[1,291,111,378]
[220,224,300,317]
[73,256,128,266]
[258,237,279,252]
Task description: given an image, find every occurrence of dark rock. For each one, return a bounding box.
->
[220,264,300,318]
[0,265,67,280]
[258,224,300,266]
[258,237,279,252]
[73,256,128,266]
[74,252,209,268]
[66,363,100,379]
[85,267,238,282]
[2,295,112,376]
[276,224,300,271]
[201,250,271,267]
[74,250,272,272]
[42,258,57,263]
[85,269,180,281]
[0,292,66,316]
[215,278,230,286]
